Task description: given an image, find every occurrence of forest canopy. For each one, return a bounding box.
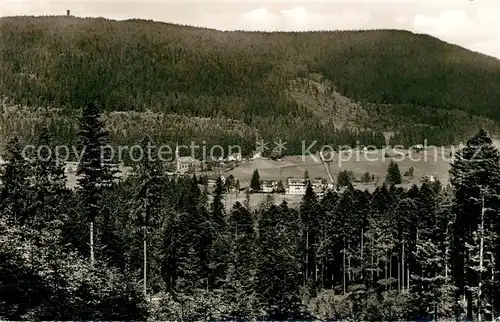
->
[1,16,500,153]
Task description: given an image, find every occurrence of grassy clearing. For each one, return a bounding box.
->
[64,140,500,209]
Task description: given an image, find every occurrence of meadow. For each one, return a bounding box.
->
[62,140,500,210]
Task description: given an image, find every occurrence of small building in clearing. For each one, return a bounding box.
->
[421,174,436,183]
[286,177,306,195]
[261,180,278,193]
[286,177,327,195]
[176,156,198,173]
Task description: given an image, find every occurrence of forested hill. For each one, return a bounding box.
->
[1,16,500,153]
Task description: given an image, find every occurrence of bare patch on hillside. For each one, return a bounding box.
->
[287,73,370,129]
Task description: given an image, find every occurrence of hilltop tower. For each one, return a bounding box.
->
[67,10,70,16]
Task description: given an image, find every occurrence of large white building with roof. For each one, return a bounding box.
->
[285,177,326,195]
[174,144,198,173]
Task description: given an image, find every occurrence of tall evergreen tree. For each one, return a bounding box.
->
[129,136,166,295]
[300,182,320,289]
[250,169,261,191]
[224,202,257,319]
[209,176,229,288]
[211,176,225,221]
[449,128,500,321]
[409,184,452,320]
[29,127,68,232]
[386,160,402,185]
[0,136,32,226]
[254,203,306,319]
[165,177,212,293]
[76,101,117,266]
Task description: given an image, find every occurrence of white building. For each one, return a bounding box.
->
[286,178,306,195]
[286,177,327,195]
[421,174,436,183]
[261,180,277,193]
[311,179,326,194]
[227,152,242,162]
[176,157,197,173]
[251,151,262,160]
[175,144,198,173]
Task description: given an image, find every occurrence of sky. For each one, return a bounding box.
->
[1,0,499,59]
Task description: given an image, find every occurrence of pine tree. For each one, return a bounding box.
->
[129,136,166,295]
[76,101,117,266]
[276,180,285,193]
[0,136,32,226]
[385,160,402,185]
[317,189,340,290]
[337,170,354,188]
[224,174,235,192]
[409,184,451,320]
[29,127,68,232]
[449,128,500,321]
[408,166,414,179]
[304,170,310,184]
[208,176,229,289]
[98,183,127,272]
[211,176,226,229]
[224,202,257,319]
[160,209,181,291]
[254,203,306,319]
[300,182,320,289]
[168,177,213,291]
[250,169,261,191]
[199,181,209,208]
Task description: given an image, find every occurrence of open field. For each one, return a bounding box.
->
[225,147,456,188]
[64,140,500,210]
[225,138,500,187]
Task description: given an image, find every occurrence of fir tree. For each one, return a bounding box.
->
[211,176,226,229]
[409,185,450,320]
[208,176,229,288]
[300,182,320,288]
[224,174,235,192]
[254,204,305,319]
[76,101,117,266]
[304,170,310,184]
[276,180,285,193]
[0,136,32,226]
[250,169,261,191]
[386,160,402,185]
[224,202,257,319]
[337,170,354,188]
[29,127,68,232]
[449,128,500,321]
[129,136,166,295]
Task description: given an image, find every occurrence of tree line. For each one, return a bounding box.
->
[1,101,499,320]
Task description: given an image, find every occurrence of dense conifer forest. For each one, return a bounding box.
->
[1,16,500,155]
[1,15,500,319]
[1,101,499,320]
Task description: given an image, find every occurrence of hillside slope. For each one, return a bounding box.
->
[1,16,500,152]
